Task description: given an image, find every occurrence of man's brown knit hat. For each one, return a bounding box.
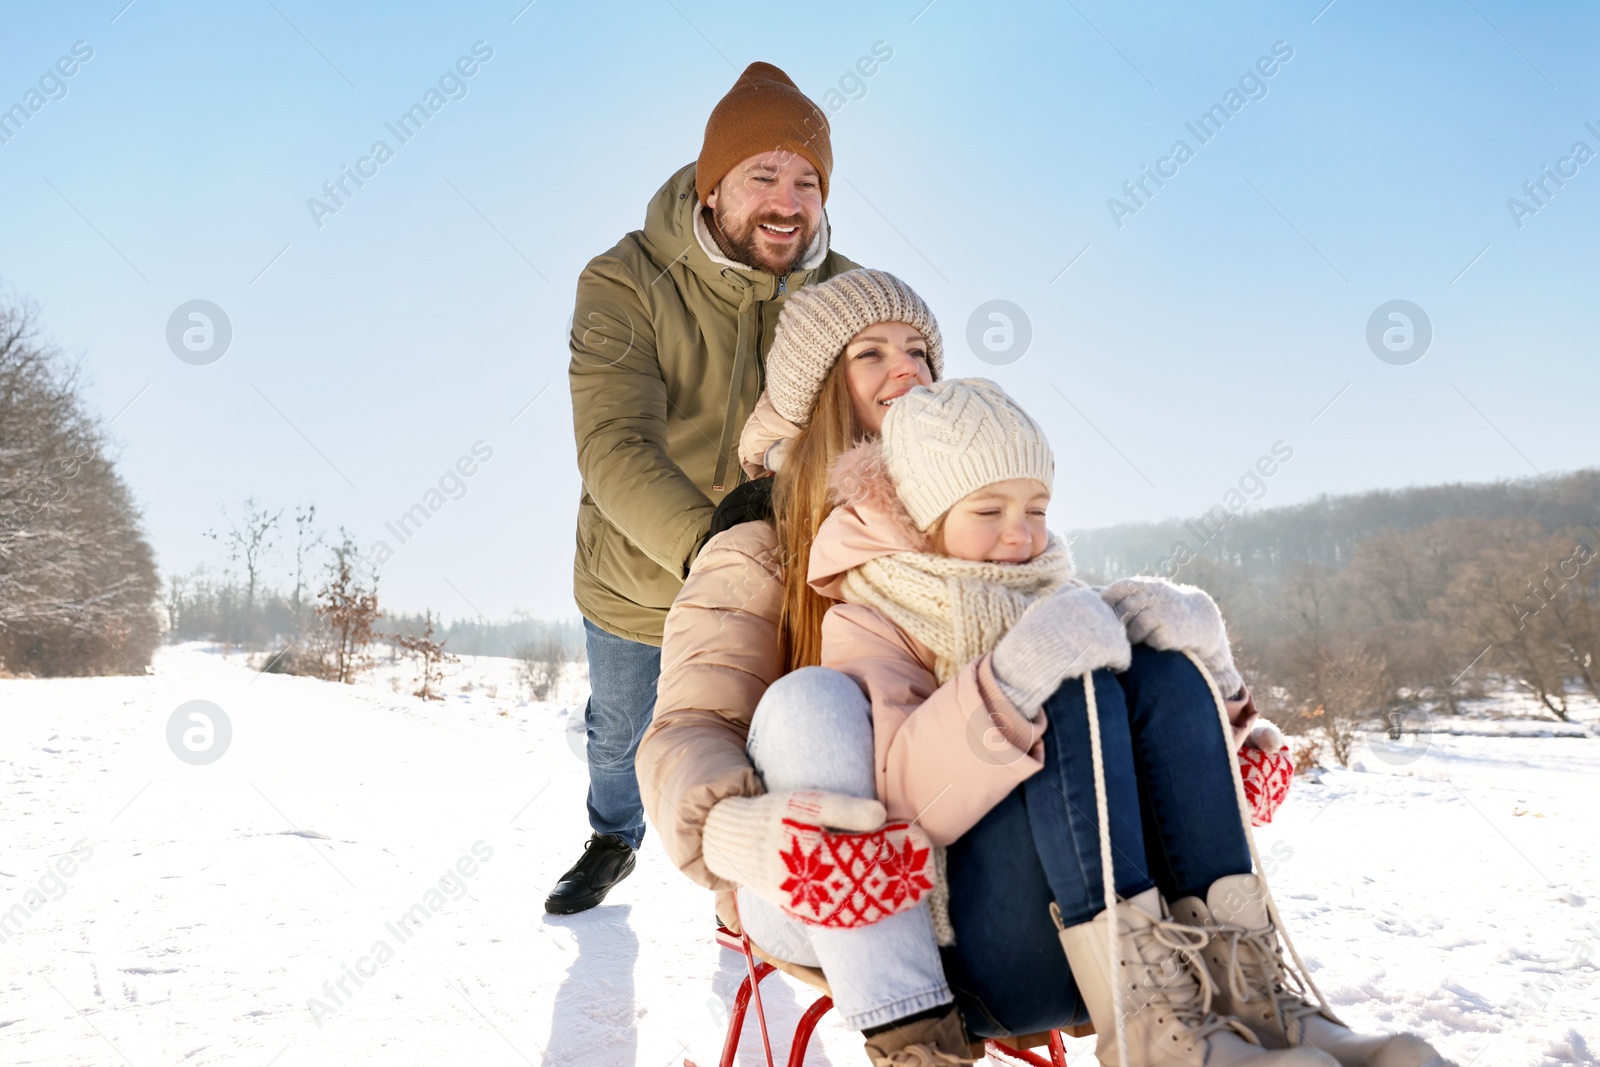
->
[765,269,944,426]
[696,62,833,205]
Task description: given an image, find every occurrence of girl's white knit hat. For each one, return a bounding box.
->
[881,377,1055,530]
[764,268,945,426]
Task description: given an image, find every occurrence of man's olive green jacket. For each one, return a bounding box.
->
[569,162,859,644]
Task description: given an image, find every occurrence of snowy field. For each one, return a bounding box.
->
[1,644,1596,1067]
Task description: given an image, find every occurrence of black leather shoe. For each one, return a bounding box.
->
[543,833,637,915]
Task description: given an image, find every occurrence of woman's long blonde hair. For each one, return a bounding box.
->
[772,359,864,673]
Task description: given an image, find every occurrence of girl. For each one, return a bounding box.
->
[796,375,1439,1067]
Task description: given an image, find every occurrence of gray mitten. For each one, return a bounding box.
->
[1098,577,1243,696]
[991,586,1132,717]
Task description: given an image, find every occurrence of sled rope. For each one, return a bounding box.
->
[1181,648,1338,1024]
[1081,671,1131,1067]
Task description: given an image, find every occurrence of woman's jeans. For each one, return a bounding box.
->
[736,666,954,1031]
[943,645,1253,1038]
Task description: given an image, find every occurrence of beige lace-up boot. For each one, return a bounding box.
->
[1171,875,1452,1067]
[1056,892,1340,1067]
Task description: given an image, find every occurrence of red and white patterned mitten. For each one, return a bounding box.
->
[1237,740,1294,826]
[702,790,936,928]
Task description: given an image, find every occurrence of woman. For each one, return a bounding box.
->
[635,270,1446,1067]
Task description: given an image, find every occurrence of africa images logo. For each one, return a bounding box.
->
[306,42,495,229]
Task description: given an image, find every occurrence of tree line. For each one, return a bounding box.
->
[1075,470,1600,762]
[0,294,159,675]
[164,501,584,701]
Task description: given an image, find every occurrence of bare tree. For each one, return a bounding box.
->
[1272,633,1394,767]
[515,634,568,702]
[163,571,189,636]
[314,531,379,684]
[1445,527,1574,720]
[206,498,282,615]
[290,503,323,615]
[1538,529,1600,702]
[1342,524,1485,714]
[389,609,457,701]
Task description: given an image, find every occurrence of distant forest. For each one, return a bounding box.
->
[1074,469,1600,758]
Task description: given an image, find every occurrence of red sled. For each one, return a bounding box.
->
[691,922,1090,1067]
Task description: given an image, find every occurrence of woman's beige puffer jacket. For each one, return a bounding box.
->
[635,518,785,927]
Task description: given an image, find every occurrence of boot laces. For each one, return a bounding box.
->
[1128,916,1257,1047]
[563,834,626,879]
[1217,921,1328,1033]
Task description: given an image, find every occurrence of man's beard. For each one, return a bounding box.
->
[707,204,816,276]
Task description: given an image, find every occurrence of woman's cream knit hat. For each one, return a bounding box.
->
[764,268,944,426]
[881,377,1055,530]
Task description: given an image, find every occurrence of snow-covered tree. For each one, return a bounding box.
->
[0,290,159,675]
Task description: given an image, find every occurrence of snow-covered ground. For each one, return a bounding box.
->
[1,644,1596,1066]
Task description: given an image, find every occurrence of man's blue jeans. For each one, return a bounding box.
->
[581,618,661,851]
[941,645,1253,1038]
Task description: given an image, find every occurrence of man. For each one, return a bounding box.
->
[547,62,859,915]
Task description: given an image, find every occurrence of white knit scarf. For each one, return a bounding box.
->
[838,534,1079,684]
[834,533,1076,946]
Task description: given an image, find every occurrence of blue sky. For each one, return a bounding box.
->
[2,0,1595,620]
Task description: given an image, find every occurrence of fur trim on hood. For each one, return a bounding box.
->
[828,440,927,550]
[808,441,929,599]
